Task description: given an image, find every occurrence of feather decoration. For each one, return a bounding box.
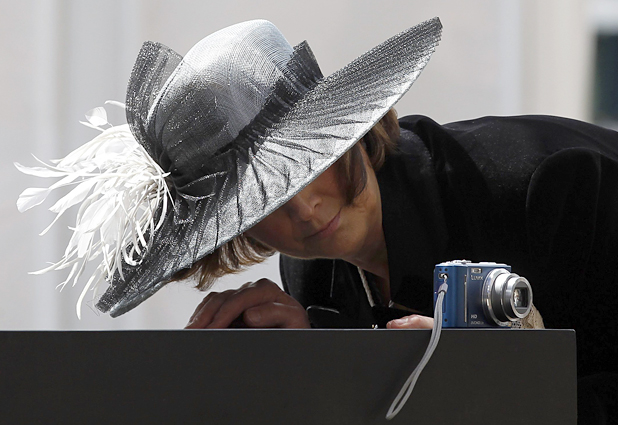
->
[15,102,172,319]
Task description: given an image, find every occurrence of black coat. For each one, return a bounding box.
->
[281,114,618,378]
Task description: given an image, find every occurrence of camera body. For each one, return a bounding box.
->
[434,260,533,328]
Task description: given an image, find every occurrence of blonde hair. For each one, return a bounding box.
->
[172,108,400,290]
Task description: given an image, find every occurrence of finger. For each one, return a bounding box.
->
[387,315,434,329]
[249,278,301,306]
[185,290,235,329]
[207,279,292,329]
[206,280,281,328]
[188,292,217,323]
[243,303,310,329]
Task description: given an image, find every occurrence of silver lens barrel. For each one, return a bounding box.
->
[482,269,533,326]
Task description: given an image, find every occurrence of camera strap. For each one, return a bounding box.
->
[385,280,449,420]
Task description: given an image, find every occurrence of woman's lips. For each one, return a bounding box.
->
[309,210,341,240]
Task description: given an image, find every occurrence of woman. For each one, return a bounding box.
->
[185,109,618,350]
[18,18,617,423]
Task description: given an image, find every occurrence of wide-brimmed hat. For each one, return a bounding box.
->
[17,18,442,317]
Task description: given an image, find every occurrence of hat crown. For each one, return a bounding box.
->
[176,20,294,139]
[147,20,295,179]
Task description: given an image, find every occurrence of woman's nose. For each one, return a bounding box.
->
[285,188,320,222]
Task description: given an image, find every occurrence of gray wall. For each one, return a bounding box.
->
[0,0,596,329]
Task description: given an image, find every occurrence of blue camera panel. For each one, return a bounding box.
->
[433,260,531,328]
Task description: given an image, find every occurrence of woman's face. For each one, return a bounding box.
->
[245,147,383,262]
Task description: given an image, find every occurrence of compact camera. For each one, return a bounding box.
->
[433,260,533,328]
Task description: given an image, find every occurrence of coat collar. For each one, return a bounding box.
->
[377,127,449,311]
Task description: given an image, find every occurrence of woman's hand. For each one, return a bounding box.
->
[185,278,311,329]
[386,314,434,329]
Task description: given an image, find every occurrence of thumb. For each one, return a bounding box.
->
[387,314,434,329]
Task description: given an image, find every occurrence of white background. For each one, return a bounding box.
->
[1,0,610,329]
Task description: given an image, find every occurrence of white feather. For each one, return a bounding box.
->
[16,187,53,212]
[84,107,108,127]
[16,103,172,318]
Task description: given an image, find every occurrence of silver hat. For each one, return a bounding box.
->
[17,18,442,317]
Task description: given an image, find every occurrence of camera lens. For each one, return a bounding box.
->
[482,269,533,326]
[513,287,528,308]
